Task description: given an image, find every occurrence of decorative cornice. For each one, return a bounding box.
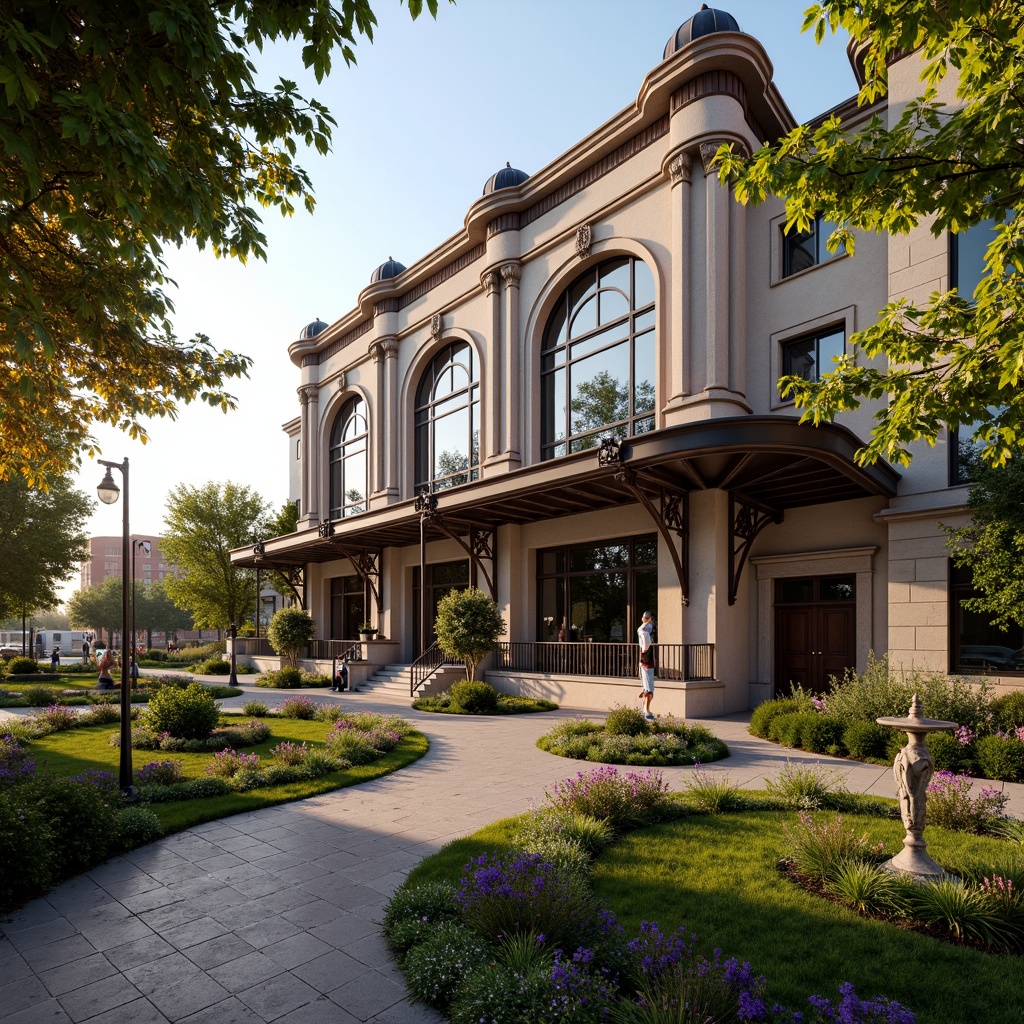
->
[398,243,486,310]
[575,223,592,260]
[487,213,521,237]
[301,354,318,368]
[500,262,522,286]
[373,297,400,316]
[671,70,746,113]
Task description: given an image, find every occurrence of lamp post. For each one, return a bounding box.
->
[414,490,438,655]
[228,622,238,685]
[96,458,133,796]
[132,539,151,687]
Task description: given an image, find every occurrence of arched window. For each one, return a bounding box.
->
[415,342,480,492]
[329,396,368,519]
[541,256,656,460]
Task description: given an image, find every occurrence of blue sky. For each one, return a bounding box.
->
[67,1,859,598]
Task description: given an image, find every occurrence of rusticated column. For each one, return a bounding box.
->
[500,262,522,461]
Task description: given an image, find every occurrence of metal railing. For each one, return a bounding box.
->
[410,640,454,696]
[232,637,274,658]
[494,642,715,681]
[306,639,363,661]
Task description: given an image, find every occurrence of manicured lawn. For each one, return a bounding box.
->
[401,802,1023,1024]
[25,716,429,833]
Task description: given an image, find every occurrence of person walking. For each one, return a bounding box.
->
[50,647,60,671]
[82,638,90,662]
[637,610,655,719]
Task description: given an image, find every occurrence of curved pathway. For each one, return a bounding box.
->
[1,684,1022,1024]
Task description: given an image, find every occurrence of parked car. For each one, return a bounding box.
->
[958,644,1017,670]
[0,645,24,660]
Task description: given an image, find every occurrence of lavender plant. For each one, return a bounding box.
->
[926,770,1010,833]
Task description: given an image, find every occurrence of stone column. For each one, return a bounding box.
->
[700,142,729,396]
[667,151,693,407]
[371,336,399,498]
[481,269,502,462]
[500,262,522,463]
[299,384,319,524]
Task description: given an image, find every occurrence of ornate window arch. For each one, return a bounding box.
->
[415,341,480,492]
[328,395,368,518]
[541,255,656,460]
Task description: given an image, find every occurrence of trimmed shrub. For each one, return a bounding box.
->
[403,920,491,1009]
[750,696,809,739]
[145,682,220,739]
[241,700,270,717]
[144,650,168,662]
[256,666,303,689]
[975,734,1024,782]
[199,658,231,675]
[114,806,165,851]
[604,705,649,737]
[383,881,460,956]
[767,710,818,748]
[7,656,37,675]
[267,607,316,668]
[992,690,1024,731]
[842,720,892,761]
[927,730,978,774]
[800,715,846,755]
[449,680,498,714]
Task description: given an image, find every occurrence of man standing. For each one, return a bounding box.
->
[637,610,655,720]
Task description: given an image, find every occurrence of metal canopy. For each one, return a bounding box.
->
[231,417,899,569]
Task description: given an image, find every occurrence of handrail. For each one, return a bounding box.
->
[494,641,715,681]
[410,639,450,697]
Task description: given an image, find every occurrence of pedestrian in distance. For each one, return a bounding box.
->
[637,610,655,720]
[333,659,350,692]
[97,649,115,690]
[82,638,90,662]
[50,648,60,671]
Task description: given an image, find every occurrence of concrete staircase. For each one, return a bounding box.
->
[357,662,465,699]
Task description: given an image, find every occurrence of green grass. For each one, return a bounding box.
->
[412,694,559,714]
[399,801,1023,1024]
[23,717,429,834]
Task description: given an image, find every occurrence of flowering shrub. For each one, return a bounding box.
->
[0,734,35,783]
[363,728,402,753]
[205,747,260,778]
[114,806,165,851]
[326,729,381,765]
[545,766,668,833]
[457,851,599,952]
[135,759,184,787]
[402,920,491,1009]
[538,718,729,767]
[271,741,309,765]
[783,812,885,880]
[278,696,318,719]
[925,770,1009,833]
[33,703,79,732]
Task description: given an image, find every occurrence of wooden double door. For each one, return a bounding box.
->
[774,575,856,695]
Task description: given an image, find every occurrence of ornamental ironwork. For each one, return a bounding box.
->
[597,435,623,467]
[318,519,334,538]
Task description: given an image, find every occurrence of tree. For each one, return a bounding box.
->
[267,606,315,668]
[261,500,304,608]
[135,580,194,645]
[161,481,269,629]
[434,587,506,682]
[0,472,90,619]
[945,456,1024,630]
[1,0,447,484]
[714,1,1024,468]
[67,575,123,647]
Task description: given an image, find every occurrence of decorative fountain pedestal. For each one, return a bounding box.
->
[876,695,957,878]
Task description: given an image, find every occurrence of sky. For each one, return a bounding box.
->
[66,0,859,602]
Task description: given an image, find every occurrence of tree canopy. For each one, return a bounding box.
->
[434,587,505,681]
[267,606,315,668]
[0,471,90,618]
[1,0,446,485]
[714,1,1024,468]
[67,574,123,647]
[161,481,269,629]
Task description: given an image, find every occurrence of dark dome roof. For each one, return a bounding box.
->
[298,318,328,340]
[370,257,406,284]
[664,5,740,59]
[482,162,530,196]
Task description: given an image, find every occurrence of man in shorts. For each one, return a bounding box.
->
[637,610,655,719]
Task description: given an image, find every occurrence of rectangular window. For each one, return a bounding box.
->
[949,561,1024,674]
[781,326,845,382]
[782,215,843,277]
[950,219,997,301]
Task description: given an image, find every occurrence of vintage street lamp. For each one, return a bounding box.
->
[96,458,133,796]
[414,490,438,654]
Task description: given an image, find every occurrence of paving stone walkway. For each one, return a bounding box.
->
[1,683,1022,1023]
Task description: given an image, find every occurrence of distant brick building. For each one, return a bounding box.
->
[79,535,172,590]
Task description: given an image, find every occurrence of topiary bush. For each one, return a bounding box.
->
[267,607,316,668]
[144,682,220,739]
[449,680,499,714]
[992,690,1024,731]
[434,586,506,681]
[604,705,649,737]
[199,658,231,675]
[974,734,1024,782]
[767,710,820,748]
[749,696,809,739]
[114,806,165,851]
[800,715,846,755]
[842,720,892,761]
[7,656,37,675]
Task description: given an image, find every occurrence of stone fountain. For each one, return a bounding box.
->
[876,694,957,878]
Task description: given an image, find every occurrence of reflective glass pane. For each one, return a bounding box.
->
[633,259,655,308]
[634,415,655,435]
[819,218,844,262]
[570,321,628,362]
[569,343,630,436]
[343,454,365,514]
[598,287,630,326]
[821,576,855,601]
[954,219,996,299]
[570,544,629,571]
[569,295,597,337]
[599,258,630,293]
[540,549,565,575]
[434,392,468,420]
[777,578,814,603]
[544,303,567,351]
[634,569,658,631]
[539,577,565,640]
[817,329,845,374]
[783,227,815,276]
[783,336,816,380]
[433,406,469,481]
[415,422,430,487]
[569,571,626,643]
[569,275,597,320]
[633,330,656,415]
[549,366,566,442]
[634,538,657,565]
[633,308,655,333]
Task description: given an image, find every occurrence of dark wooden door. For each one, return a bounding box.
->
[775,604,854,694]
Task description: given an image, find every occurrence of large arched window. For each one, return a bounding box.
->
[541,256,656,460]
[329,396,368,519]
[415,342,480,492]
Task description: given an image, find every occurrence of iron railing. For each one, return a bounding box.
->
[410,640,454,696]
[232,637,274,658]
[494,642,715,681]
[306,639,363,661]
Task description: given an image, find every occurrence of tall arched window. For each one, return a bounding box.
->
[415,342,480,492]
[541,256,656,460]
[329,396,368,519]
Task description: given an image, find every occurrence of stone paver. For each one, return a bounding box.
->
[2,684,1022,1023]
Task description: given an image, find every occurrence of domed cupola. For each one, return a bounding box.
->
[482,162,530,196]
[370,257,406,284]
[298,318,328,340]
[663,4,741,60]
